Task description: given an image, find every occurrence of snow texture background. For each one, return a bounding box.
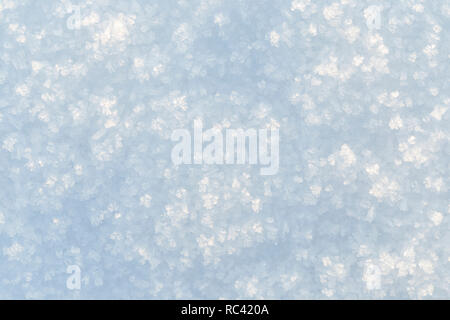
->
[0,0,449,299]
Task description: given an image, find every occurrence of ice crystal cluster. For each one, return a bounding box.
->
[0,0,449,299]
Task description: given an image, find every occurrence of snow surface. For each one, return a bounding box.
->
[0,0,449,299]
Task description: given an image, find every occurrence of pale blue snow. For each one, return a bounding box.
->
[0,0,449,299]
